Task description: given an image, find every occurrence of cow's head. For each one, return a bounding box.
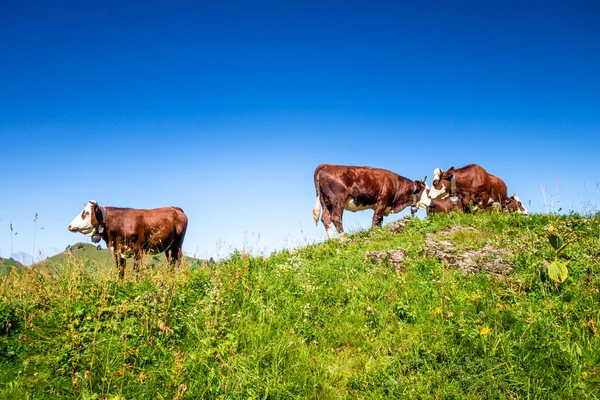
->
[68,200,104,236]
[403,176,427,214]
[429,167,454,199]
[505,194,530,215]
[416,181,435,209]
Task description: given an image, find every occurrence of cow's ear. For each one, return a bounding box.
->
[421,175,427,184]
[445,167,455,179]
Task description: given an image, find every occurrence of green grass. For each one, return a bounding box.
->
[0,258,23,278]
[0,212,599,399]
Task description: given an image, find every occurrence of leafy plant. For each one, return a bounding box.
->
[545,224,577,284]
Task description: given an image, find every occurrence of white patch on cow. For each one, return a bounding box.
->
[68,202,95,235]
[344,197,374,212]
[416,183,432,209]
[513,194,530,215]
[433,168,442,181]
[428,184,447,199]
[326,226,336,239]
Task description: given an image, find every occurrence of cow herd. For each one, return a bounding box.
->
[67,163,529,278]
[312,163,529,240]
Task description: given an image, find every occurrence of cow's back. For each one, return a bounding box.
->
[454,164,492,194]
[106,206,187,252]
[314,164,398,203]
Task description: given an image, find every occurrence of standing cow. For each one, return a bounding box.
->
[68,200,188,278]
[312,164,427,239]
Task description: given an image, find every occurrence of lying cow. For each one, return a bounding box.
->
[504,194,530,215]
[429,164,493,212]
[417,182,464,215]
[313,164,427,239]
[68,200,188,278]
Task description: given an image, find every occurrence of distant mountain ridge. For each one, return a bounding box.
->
[34,242,208,272]
[0,257,25,276]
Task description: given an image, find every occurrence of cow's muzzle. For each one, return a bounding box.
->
[428,200,436,209]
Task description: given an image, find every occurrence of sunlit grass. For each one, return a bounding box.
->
[0,212,599,398]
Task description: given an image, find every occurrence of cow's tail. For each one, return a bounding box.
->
[313,167,323,226]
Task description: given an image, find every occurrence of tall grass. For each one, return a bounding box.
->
[0,212,599,398]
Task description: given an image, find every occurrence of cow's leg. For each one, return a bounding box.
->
[372,204,386,228]
[133,249,143,277]
[331,206,345,238]
[479,192,490,212]
[167,241,183,269]
[320,204,337,240]
[115,254,126,279]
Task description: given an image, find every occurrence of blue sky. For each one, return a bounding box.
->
[1,0,598,264]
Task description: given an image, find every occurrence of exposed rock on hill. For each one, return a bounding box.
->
[365,248,405,271]
[424,226,513,275]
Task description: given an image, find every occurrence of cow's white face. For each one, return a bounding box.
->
[416,182,432,209]
[513,195,530,215]
[68,201,96,236]
[429,168,449,199]
[428,183,447,199]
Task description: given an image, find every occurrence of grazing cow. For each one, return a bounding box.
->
[504,194,530,215]
[68,201,188,278]
[313,164,427,239]
[429,164,493,212]
[417,182,464,215]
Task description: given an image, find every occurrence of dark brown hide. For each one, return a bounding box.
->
[313,164,426,237]
[90,203,188,278]
[488,173,508,206]
[432,164,492,211]
[428,196,465,215]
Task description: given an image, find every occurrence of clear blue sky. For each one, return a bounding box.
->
[1,0,598,264]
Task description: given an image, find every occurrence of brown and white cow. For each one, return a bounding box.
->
[312,164,427,239]
[428,164,493,212]
[487,173,508,211]
[504,194,530,215]
[68,200,188,278]
[488,173,508,205]
[417,182,464,215]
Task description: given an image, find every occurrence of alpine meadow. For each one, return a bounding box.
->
[1,211,599,399]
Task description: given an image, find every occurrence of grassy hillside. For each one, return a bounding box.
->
[0,212,599,398]
[0,258,23,277]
